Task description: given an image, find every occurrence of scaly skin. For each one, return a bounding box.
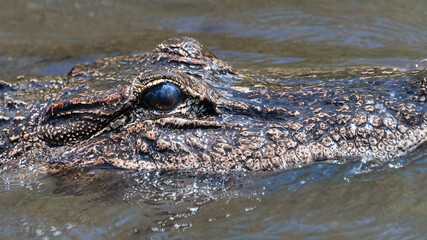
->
[0,37,426,172]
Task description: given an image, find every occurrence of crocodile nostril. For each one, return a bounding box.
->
[143,82,183,111]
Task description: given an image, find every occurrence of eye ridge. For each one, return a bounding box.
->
[142,82,183,111]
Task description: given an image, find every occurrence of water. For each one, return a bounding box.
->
[0,0,426,239]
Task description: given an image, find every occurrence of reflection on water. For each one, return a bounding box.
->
[1,146,426,239]
[1,0,426,79]
[0,0,426,239]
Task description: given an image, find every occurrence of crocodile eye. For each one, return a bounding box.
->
[143,82,183,111]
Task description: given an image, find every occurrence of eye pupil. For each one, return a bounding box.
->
[143,83,182,110]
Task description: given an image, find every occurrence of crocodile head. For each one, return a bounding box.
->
[28,37,427,172]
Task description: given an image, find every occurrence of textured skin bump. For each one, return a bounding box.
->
[0,37,426,173]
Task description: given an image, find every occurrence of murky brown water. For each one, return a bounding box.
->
[0,0,426,239]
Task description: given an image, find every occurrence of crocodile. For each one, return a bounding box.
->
[0,37,426,172]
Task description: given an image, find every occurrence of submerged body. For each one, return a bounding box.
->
[0,37,426,172]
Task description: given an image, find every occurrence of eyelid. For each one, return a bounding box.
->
[130,71,189,104]
[142,78,183,92]
[129,69,219,113]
